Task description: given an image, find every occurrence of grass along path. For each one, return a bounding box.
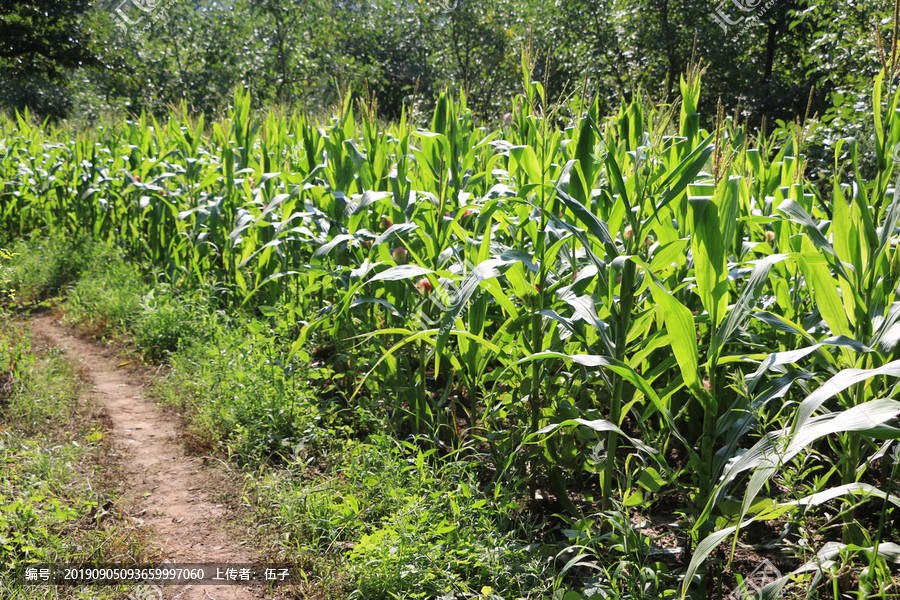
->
[30,314,285,600]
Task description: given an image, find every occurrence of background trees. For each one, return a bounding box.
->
[0,0,894,134]
[0,0,97,117]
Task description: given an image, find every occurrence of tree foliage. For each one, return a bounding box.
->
[0,0,896,134]
[0,0,97,117]
[0,0,95,80]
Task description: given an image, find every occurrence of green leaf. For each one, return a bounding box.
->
[645,269,705,403]
[699,398,900,542]
[556,188,619,259]
[368,265,433,282]
[510,145,542,184]
[682,521,749,596]
[715,254,791,349]
[794,359,900,430]
[797,252,852,337]
[654,134,715,215]
[512,351,687,447]
[779,199,851,282]
[689,196,728,326]
[435,255,535,354]
[533,417,658,456]
[637,467,664,493]
[780,482,900,510]
[877,172,900,259]
[746,335,874,393]
[313,233,354,259]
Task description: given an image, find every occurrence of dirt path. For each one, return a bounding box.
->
[31,315,281,600]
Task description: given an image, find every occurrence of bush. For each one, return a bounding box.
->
[8,238,97,301]
[250,437,548,599]
[0,248,13,302]
[157,319,321,462]
[133,285,213,363]
[64,249,148,335]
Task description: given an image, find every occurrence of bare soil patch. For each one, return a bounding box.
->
[31,315,287,600]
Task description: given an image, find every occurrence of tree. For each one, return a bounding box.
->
[0,0,97,116]
[0,0,96,79]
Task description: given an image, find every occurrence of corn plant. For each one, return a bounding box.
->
[3,56,900,599]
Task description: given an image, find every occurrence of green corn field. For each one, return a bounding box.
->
[3,57,900,598]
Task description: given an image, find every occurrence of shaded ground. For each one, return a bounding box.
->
[31,315,285,600]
